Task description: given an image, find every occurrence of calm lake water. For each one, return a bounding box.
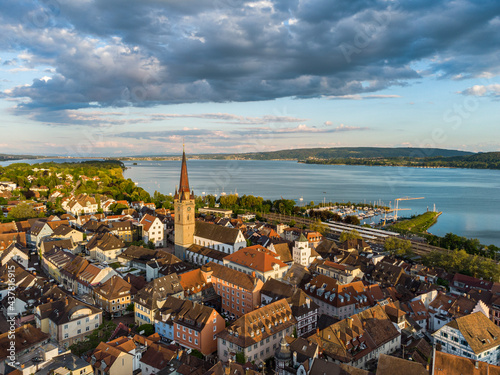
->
[122,159,500,246]
[2,158,499,246]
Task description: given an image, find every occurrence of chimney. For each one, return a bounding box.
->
[292,351,297,367]
[316,328,320,336]
[347,317,353,329]
[65,298,69,306]
[252,271,256,278]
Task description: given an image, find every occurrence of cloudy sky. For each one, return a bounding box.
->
[1,0,499,156]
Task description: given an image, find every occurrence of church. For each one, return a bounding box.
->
[173,150,246,260]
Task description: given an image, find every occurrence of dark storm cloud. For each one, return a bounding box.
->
[1,0,500,120]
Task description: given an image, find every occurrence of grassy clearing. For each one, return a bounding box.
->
[390,211,441,233]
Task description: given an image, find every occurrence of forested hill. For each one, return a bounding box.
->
[303,151,500,169]
[221,147,474,160]
[123,147,474,160]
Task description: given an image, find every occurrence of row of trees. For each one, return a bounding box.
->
[423,249,500,282]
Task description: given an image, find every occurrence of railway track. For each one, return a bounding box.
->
[262,212,449,256]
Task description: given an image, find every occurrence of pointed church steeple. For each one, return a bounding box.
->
[175,145,193,201]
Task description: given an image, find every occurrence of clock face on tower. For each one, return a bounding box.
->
[187,207,192,211]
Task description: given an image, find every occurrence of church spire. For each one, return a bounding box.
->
[175,145,192,201]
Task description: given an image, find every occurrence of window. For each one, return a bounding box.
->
[77,321,81,325]
[86,317,89,323]
[86,326,90,331]
[183,334,186,340]
[95,323,99,328]
[195,331,198,337]
[214,326,217,332]
[183,327,186,332]
[213,318,217,324]
[189,329,192,334]
[195,339,198,345]
[189,337,192,343]
[77,329,82,334]
[64,324,68,330]
[64,333,69,339]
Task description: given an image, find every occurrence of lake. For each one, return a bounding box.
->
[2,158,499,246]
[122,159,500,246]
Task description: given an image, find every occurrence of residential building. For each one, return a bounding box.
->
[87,231,126,262]
[50,224,84,244]
[0,243,29,268]
[139,343,176,374]
[223,245,289,282]
[217,299,296,363]
[204,262,264,318]
[287,289,319,337]
[315,304,401,369]
[42,247,77,282]
[450,273,493,295]
[76,262,118,295]
[304,274,384,319]
[88,341,134,375]
[155,296,224,355]
[118,245,179,272]
[141,214,164,247]
[432,311,500,365]
[35,295,103,348]
[110,220,139,243]
[62,193,99,215]
[432,350,500,375]
[94,275,134,317]
[134,273,184,325]
[315,259,364,285]
[0,325,50,375]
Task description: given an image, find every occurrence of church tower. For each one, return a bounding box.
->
[174,147,195,259]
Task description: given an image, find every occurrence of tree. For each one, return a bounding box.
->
[384,237,413,256]
[235,351,246,364]
[8,203,39,220]
[109,202,128,215]
[309,219,327,234]
[137,324,155,336]
[339,230,362,242]
[343,215,360,225]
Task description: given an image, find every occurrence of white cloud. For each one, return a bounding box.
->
[459,84,500,97]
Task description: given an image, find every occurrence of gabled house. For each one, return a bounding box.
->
[155,296,224,355]
[87,231,126,262]
[94,275,135,317]
[0,243,29,268]
[303,275,384,319]
[35,295,102,349]
[217,299,296,363]
[88,340,134,375]
[432,311,500,365]
[140,214,164,247]
[134,274,184,325]
[313,304,401,369]
[204,262,264,318]
[223,245,289,282]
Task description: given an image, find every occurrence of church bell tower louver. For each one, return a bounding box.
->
[173,146,195,259]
